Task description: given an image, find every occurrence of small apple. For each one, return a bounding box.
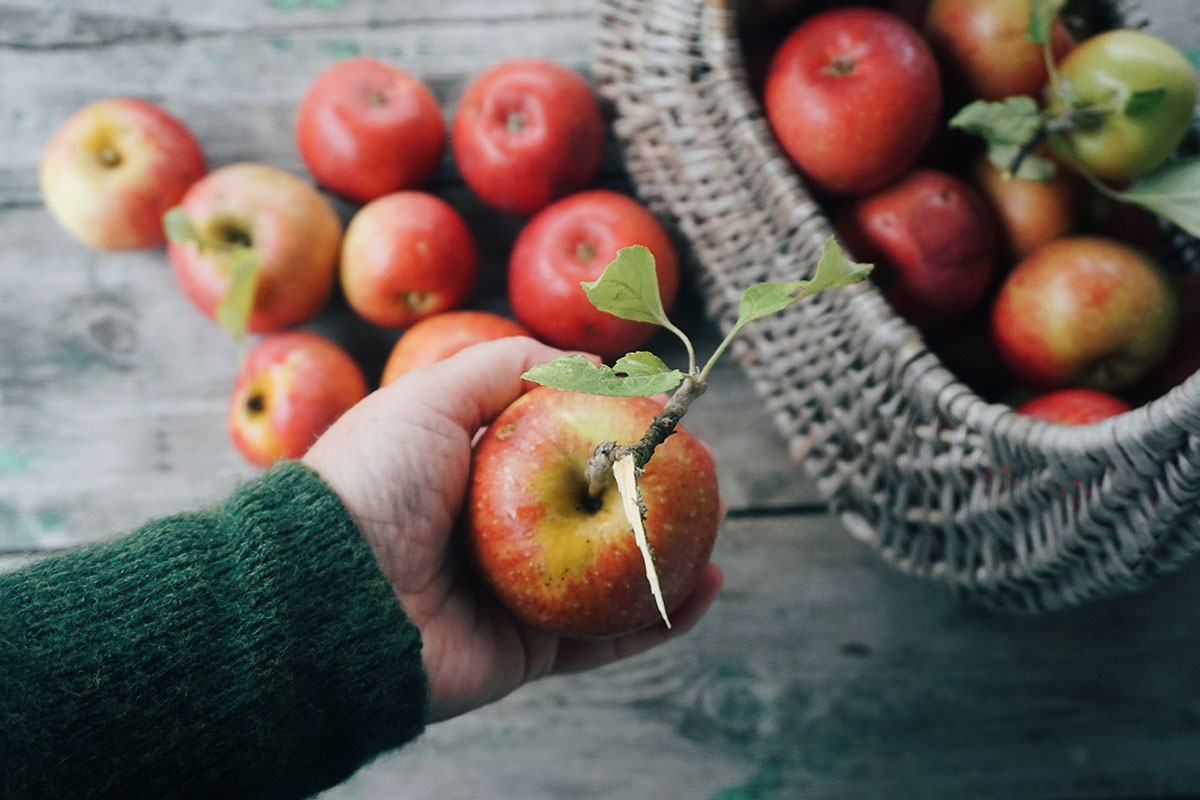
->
[508,189,679,360]
[924,0,1073,102]
[763,7,941,195]
[467,386,720,637]
[340,191,478,329]
[836,169,997,328]
[1129,273,1200,403]
[380,310,529,386]
[295,57,445,203]
[452,58,606,216]
[991,236,1179,390]
[970,155,1078,261]
[167,163,343,333]
[1015,388,1132,425]
[230,331,368,467]
[39,98,206,250]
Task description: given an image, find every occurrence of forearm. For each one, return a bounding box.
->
[0,462,427,800]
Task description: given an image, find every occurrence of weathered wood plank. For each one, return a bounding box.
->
[319,511,1200,800]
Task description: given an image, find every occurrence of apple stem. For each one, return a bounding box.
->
[584,375,707,498]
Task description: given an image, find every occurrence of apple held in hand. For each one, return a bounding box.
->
[340,191,478,328]
[467,387,720,637]
[295,57,445,203]
[509,190,679,360]
[1015,388,1132,425]
[452,58,605,216]
[836,169,997,329]
[167,163,342,333]
[230,331,368,467]
[380,310,529,386]
[763,6,941,195]
[991,236,1179,391]
[40,98,206,250]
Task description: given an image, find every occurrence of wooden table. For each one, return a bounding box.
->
[4,2,1200,798]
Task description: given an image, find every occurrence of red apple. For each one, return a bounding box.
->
[39,98,206,250]
[167,163,343,333]
[836,169,997,328]
[924,0,1073,102]
[229,331,368,467]
[467,386,721,637]
[340,191,478,329]
[380,310,529,386]
[1015,388,1132,425]
[295,57,445,203]
[452,58,605,216]
[991,236,1179,390]
[763,7,941,195]
[970,156,1079,260]
[508,190,679,360]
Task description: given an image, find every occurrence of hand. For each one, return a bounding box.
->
[303,336,723,722]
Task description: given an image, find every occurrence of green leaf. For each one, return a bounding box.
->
[580,245,670,326]
[1124,88,1167,116]
[522,353,685,397]
[987,143,1058,181]
[163,206,202,245]
[1026,0,1066,44]
[732,238,872,330]
[950,97,1043,146]
[613,351,673,378]
[215,248,261,343]
[1115,157,1200,238]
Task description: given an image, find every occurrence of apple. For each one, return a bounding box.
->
[167,163,343,333]
[508,189,679,360]
[991,236,1179,390]
[970,155,1079,261]
[229,331,368,467]
[340,191,478,329]
[467,386,721,637]
[1015,388,1132,425]
[763,6,941,195]
[39,98,206,250]
[836,169,997,328]
[452,58,605,216]
[295,57,445,203]
[1130,273,1200,402]
[380,310,529,386]
[924,0,1073,102]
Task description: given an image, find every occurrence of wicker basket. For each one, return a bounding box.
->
[592,0,1200,612]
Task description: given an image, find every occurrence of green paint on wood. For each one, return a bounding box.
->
[270,0,305,9]
[325,41,362,58]
[0,452,27,476]
[1185,49,1200,69]
[270,38,295,52]
[313,0,343,8]
[37,507,69,532]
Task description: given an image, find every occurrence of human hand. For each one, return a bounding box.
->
[302,336,723,722]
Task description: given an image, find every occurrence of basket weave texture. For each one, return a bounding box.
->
[592,0,1200,612]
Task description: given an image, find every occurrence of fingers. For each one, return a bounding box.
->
[547,563,725,675]
[389,336,567,432]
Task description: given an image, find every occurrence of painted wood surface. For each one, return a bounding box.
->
[2,2,1200,798]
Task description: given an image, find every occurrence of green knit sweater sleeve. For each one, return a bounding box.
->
[0,461,428,800]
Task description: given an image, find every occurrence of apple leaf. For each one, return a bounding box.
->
[215,248,261,343]
[950,96,1042,146]
[522,353,685,397]
[580,245,671,326]
[987,143,1058,181]
[163,206,202,246]
[1026,0,1066,44]
[732,237,872,330]
[613,453,670,629]
[1111,157,1200,238]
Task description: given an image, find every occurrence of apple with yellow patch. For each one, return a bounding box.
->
[467,386,720,637]
[229,331,368,467]
[40,98,206,250]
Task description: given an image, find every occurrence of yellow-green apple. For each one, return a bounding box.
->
[295,57,445,203]
[39,98,206,250]
[1015,388,1131,425]
[229,331,367,467]
[991,236,1179,390]
[836,169,997,329]
[340,191,478,328]
[467,387,720,637]
[167,163,342,333]
[508,190,679,361]
[380,310,529,386]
